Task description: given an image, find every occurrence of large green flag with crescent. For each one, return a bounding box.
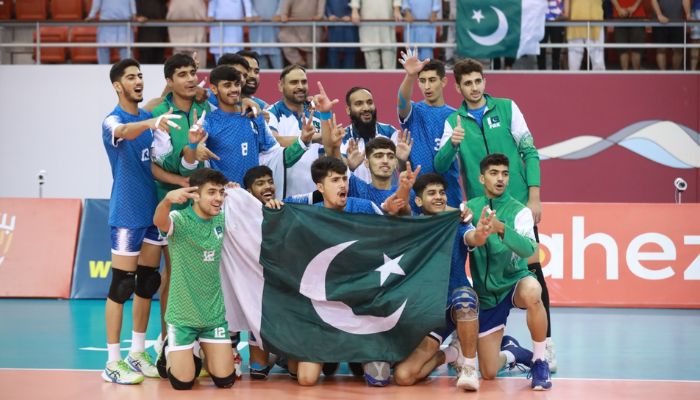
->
[456,0,546,59]
[220,189,459,363]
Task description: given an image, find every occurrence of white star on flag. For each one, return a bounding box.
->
[472,9,485,23]
[376,254,406,286]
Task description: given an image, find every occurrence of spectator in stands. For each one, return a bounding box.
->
[249,0,284,69]
[566,0,606,70]
[208,0,253,64]
[538,0,566,70]
[278,0,326,67]
[444,0,457,66]
[86,0,141,64]
[351,0,403,69]
[650,0,691,70]
[135,0,168,64]
[167,0,208,64]
[691,0,700,70]
[611,0,647,70]
[402,0,441,61]
[326,0,359,69]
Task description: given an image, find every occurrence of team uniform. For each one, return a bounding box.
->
[102,105,164,254]
[339,122,399,184]
[164,207,230,350]
[267,100,323,197]
[202,110,307,185]
[400,101,461,208]
[348,174,416,212]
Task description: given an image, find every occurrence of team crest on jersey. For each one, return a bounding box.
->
[203,250,216,262]
[313,120,321,131]
[214,226,223,239]
[487,116,501,129]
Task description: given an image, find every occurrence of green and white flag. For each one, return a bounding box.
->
[221,189,459,362]
[456,0,546,59]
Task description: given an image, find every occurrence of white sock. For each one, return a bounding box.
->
[501,350,515,366]
[463,357,477,368]
[130,331,146,353]
[443,346,459,364]
[107,343,121,363]
[532,340,546,361]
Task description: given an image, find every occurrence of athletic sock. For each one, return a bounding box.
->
[500,350,515,367]
[463,357,477,368]
[443,346,459,364]
[532,340,546,362]
[107,343,121,363]
[131,331,146,353]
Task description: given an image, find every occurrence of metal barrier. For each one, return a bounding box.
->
[0,19,699,70]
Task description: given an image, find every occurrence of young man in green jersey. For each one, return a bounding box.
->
[153,168,235,390]
[466,154,552,391]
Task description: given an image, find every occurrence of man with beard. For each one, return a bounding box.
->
[267,65,323,197]
[237,50,268,109]
[339,87,400,184]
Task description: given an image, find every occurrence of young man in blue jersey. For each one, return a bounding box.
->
[394,173,490,391]
[397,49,462,209]
[101,59,181,384]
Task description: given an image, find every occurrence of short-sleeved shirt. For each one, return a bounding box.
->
[400,101,462,208]
[102,105,158,228]
[165,206,227,328]
[203,109,278,185]
[348,174,417,212]
[339,122,399,184]
[315,197,383,215]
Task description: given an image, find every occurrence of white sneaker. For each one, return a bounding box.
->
[456,364,479,391]
[102,360,144,384]
[125,351,160,378]
[447,336,465,372]
[545,338,557,373]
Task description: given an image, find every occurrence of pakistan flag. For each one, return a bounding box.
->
[456,0,546,59]
[220,189,459,363]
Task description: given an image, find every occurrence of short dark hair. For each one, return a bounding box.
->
[209,65,242,86]
[345,86,372,105]
[189,168,228,188]
[420,59,446,79]
[365,136,396,158]
[453,58,484,85]
[110,58,140,82]
[280,64,306,81]
[413,173,446,197]
[164,53,196,79]
[243,165,273,189]
[236,50,260,65]
[479,153,510,174]
[217,53,251,70]
[311,157,347,183]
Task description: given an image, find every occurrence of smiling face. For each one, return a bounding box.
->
[480,164,509,198]
[365,147,397,180]
[318,171,348,211]
[279,68,308,106]
[211,79,242,108]
[415,183,447,215]
[347,89,377,125]
[242,56,260,96]
[248,174,276,203]
[456,71,486,108]
[167,65,198,101]
[194,182,226,218]
[114,65,144,104]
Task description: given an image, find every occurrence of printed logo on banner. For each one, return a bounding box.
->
[0,213,16,267]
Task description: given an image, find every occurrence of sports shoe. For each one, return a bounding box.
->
[348,362,364,377]
[102,360,145,384]
[447,336,465,372]
[250,362,273,380]
[528,359,552,390]
[126,351,159,378]
[232,350,243,378]
[501,335,533,371]
[546,338,557,373]
[456,364,479,391]
[363,361,390,387]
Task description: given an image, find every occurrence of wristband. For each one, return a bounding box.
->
[319,111,332,120]
[187,142,198,150]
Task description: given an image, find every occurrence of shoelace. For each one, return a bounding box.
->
[527,361,549,380]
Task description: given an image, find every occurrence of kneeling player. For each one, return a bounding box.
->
[153,168,235,390]
[394,173,491,390]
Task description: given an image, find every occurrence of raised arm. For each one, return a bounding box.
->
[397,47,429,120]
[153,187,200,233]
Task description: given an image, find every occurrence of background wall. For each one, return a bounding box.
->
[1,66,698,202]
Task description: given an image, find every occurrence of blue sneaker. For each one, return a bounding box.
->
[501,335,533,370]
[528,359,552,390]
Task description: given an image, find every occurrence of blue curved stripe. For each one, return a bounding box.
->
[618,138,693,169]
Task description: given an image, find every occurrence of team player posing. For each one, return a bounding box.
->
[99,50,552,391]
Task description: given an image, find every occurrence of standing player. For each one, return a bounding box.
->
[394,173,491,391]
[397,50,462,209]
[237,50,269,109]
[467,154,552,391]
[153,168,236,390]
[101,59,178,384]
[434,58,556,371]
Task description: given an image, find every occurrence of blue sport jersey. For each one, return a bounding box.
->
[400,101,462,207]
[449,223,475,295]
[340,122,399,184]
[314,197,383,215]
[101,105,158,228]
[348,174,417,212]
[203,110,278,185]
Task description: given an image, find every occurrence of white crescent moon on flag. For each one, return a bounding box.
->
[299,240,407,335]
[468,6,509,46]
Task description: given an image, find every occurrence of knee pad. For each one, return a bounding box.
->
[451,286,479,322]
[167,368,195,390]
[211,371,236,388]
[108,269,135,304]
[363,361,390,387]
[135,265,161,298]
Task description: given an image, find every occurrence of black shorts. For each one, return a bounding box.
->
[614,26,646,54]
[652,26,684,45]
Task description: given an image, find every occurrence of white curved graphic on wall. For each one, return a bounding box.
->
[538,120,700,168]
